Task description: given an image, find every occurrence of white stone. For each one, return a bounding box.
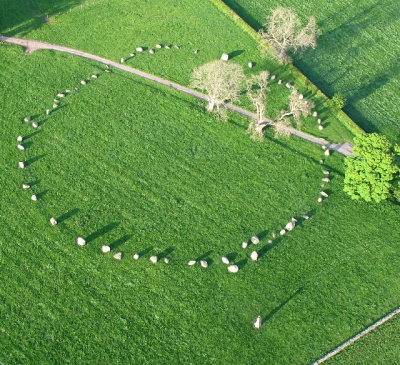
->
[280,229,286,235]
[120,58,125,63]
[105,69,111,73]
[272,232,276,238]
[250,251,258,261]
[50,217,57,226]
[278,80,282,84]
[101,245,110,253]
[150,255,158,263]
[323,170,330,175]
[174,45,180,49]
[251,236,259,244]
[200,260,208,268]
[54,99,59,103]
[91,74,98,78]
[322,177,330,182]
[253,316,262,329]
[228,265,239,273]
[270,75,276,80]
[65,89,71,93]
[113,252,122,260]
[57,93,65,98]
[129,53,135,57]
[188,260,196,266]
[18,161,25,168]
[317,118,322,124]
[22,184,30,189]
[242,241,248,249]
[164,257,170,264]
[285,218,297,231]
[133,253,140,259]
[31,194,37,201]
[248,62,253,68]
[267,239,272,244]
[313,111,318,117]
[24,116,31,122]
[136,47,143,52]
[194,49,199,54]
[318,125,324,130]
[318,197,323,203]
[320,159,324,164]
[17,136,23,142]
[320,191,329,198]
[322,145,327,150]
[32,122,38,128]
[149,49,154,54]
[53,104,58,109]
[80,80,87,85]
[156,44,162,49]
[221,256,230,264]
[165,45,170,49]
[220,53,229,61]
[17,144,25,150]
[301,215,309,220]
[46,109,51,115]
[77,237,86,246]
[285,82,292,88]
[299,94,304,99]
[324,149,330,156]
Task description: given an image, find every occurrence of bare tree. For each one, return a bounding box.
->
[279,88,315,130]
[259,7,319,63]
[190,60,245,112]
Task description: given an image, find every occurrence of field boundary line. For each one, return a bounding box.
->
[0,36,351,156]
[311,306,400,364]
[209,0,365,137]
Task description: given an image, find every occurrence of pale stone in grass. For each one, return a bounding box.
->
[46,109,50,115]
[22,184,30,189]
[50,217,57,226]
[250,251,258,261]
[313,111,318,117]
[120,58,125,63]
[105,69,111,73]
[80,80,87,85]
[324,149,330,156]
[280,229,286,235]
[53,104,58,109]
[278,80,282,84]
[248,62,253,68]
[228,265,239,273]
[32,122,38,128]
[301,215,309,220]
[318,125,324,130]
[129,53,135,57]
[317,118,321,124]
[17,144,25,150]
[31,194,37,201]
[65,89,71,93]
[91,74,98,78]
[242,241,248,249]
[267,239,273,244]
[253,315,262,329]
[251,236,259,244]
[221,256,230,264]
[113,252,122,260]
[286,82,292,88]
[194,49,199,54]
[322,145,327,150]
[188,260,196,266]
[17,136,23,142]
[322,177,330,182]
[136,47,143,52]
[321,184,325,187]
[272,232,276,238]
[174,45,180,49]
[318,197,323,203]
[24,116,31,122]
[77,237,86,246]
[54,99,59,103]
[270,75,276,80]
[220,53,229,61]
[150,255,158,263]
[320,159,324,164]
[200,260,208,268]
[299,94,304,99]
[156,44,162,49]
[320,191,329,197]
[57,93,65,98]
[133,253,140,259]
[18,161,25,168]
[101,245,110,253]
[165,45,170,49]
[164,257,170,264]
[149,49,155,54]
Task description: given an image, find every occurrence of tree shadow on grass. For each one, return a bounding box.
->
[85,222,119,243]
[56,208,80,224]
[221,0,262,30]
[110,234,133,250]
[262,287,303,323]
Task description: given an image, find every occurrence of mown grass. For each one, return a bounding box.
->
[0,44,399,365]
[221,0,400,141]
[1,0,355,143]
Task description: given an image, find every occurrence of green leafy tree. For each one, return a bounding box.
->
[344,133,399,203]
[332,92,346,110]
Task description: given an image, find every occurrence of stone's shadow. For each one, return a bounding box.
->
[38,119,49,127]
[157,246,175,260]
[25,154,46,167]
[226,252,238,262]
[138,246,154,257]
[56,208,80,224]
[36,189,49,200]
[110,234,133,250]
[21,141,33,149]
[258,237,283,258]
[27,179,40,187]
[195,250,213,261]
[85,222,119,243]
[228,49,244,59]
[23,130,42,140]
[235,258,248,269]
[262,287,303,323]
[255,229,269,241]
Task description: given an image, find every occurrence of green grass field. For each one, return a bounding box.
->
[1,1,399,364]
[1,40,399,364]
[222,0,400,141]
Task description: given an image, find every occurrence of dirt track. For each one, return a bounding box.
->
[0,36,353,156]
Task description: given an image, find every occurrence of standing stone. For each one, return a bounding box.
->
[101,245,111,253]
[77,237,86,246]
[50,217,57,226]
[220,53,229,61]
[113,252,122,260]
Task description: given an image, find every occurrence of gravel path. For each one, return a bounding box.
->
[1,36,353,156]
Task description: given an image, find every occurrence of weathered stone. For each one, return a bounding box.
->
[220,53,229,61]
[228,265,239,273]
[77,237,86,246]
[101,245,110,253]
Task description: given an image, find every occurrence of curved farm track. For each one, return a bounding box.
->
[1,36,353,156]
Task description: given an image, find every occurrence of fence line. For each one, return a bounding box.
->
[311,306,400,364]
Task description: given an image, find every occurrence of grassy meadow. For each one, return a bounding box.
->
[0,1,399,364]
[222,0,400,141]
[1,40,400,364]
